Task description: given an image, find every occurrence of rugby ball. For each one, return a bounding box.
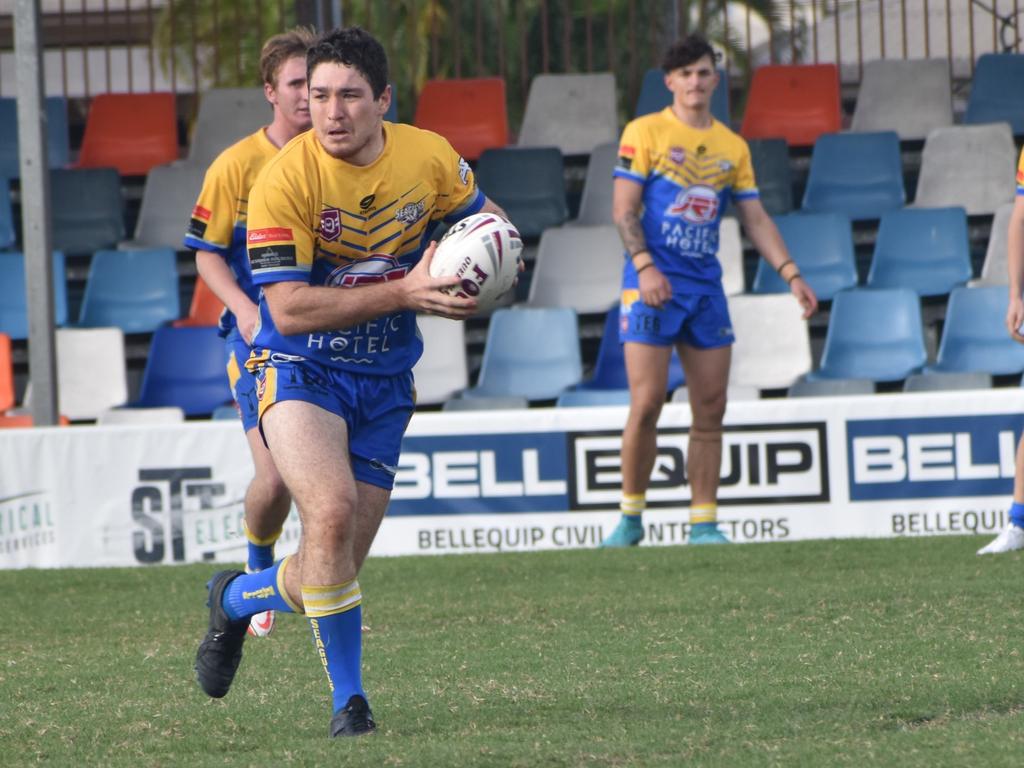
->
[429,212,522,313]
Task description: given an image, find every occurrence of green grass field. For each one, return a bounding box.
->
[3,536,1024,767]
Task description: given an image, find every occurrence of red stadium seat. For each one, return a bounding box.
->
[413,78,509,160]
[740,64,841,147]
[0,414,70,428]
[173,276,224,328]
[77,93,179,175]
[0,332,13,412]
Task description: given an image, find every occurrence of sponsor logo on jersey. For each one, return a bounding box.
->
[1017,168,1024,186]
[247,227,293,244]
[249,244,298,270]
[667,184,719,224]
[719,160,733,172]
[187,205,212,238]
[359,194,376,211]
[319,207,342,242]
[458,157,471,185]
[326,254,410,287]
[395,201,426,226]
[669,146,685,164]
[191,205,212,221]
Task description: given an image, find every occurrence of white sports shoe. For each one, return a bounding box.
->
[247,609,276,637]
[977,523,1024,555]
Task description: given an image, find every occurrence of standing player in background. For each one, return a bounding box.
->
[977,147,1024,554]
[601,34,817,548]
[193,27,509,737]
[183,27,316,636]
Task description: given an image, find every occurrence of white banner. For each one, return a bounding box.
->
[3,388,1024,568]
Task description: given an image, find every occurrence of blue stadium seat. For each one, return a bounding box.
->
[0,184,14,250]
[77,248,180,333]
[811,288,926,382]
[752,212,857,301]
[133,325,232,416]
[576,307,684,392]
[556,388,631,407]
[930,285,1024,376]
[867,207,971,297]
[965,53,1024,135]
[0,251,68,340]
[0,96,70,179]
[463,307,582,400]
[801,131,905,221]
[748,138,793,216]
[635,67,730,124]
[50,168,125,253]
[474,147,568,239]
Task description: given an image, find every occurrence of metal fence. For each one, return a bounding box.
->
[0,1,1020,126]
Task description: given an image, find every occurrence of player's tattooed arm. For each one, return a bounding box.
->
[616,210,648,257]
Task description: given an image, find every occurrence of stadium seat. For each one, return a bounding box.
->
[0,251,68,340]
[965,53,1024,135]
[728,294,812,390]
[77,92,179,176]
[913,123,1017,215]
[929,285,1024,376]
[975,202,1013,286]
[634,67,730,124]
[212,404,240,420]
[527,225,622,313]
[77,249,180,334]
[748,138,793,216]
[801,131,904,221]
[173,276,223,328]
[811,288,927,382]
[0,332,13,412]
[413,77,508,160]
[132,325,232,416]
[0,184,14,250]
[671,384,760,403]
[719,217,745,296]
[0,96,70,178]
[123,163,205,250]
[442,395,529,411]
[752,212,857,301]
[866,207,971,297]
[474,147,568,239]
[50,168,125,253]
[788,377,875,397]
[576,307,684,392]
[556,388,631,407]
[463,307,582,400]
[571,141,617,226]
[412,314,469,406]
[740,64,841,146]
[903,371,992,392]
[0,414,70,428]
[517,73,619,155]
[186,87,269,168]
[850,59,953,140]
[21,327,127,420]
[97,406,185,425]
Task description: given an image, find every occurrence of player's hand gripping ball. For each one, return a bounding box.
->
[429,212,523,314]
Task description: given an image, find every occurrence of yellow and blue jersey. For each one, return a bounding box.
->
[246,122,484,375]
[183,128,278,334]
[1017,148,1024,196]
[613,108,758,294]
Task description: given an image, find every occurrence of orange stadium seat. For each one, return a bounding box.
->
[740,64,841,147]
[77,93,179,176]
[0,414,70,428]
[173,276,224,328]
[413,78,509,160]
[0,332,13,412]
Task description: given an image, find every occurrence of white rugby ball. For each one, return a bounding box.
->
[429,212,522,313]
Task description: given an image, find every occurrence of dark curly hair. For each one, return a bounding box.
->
[306,26,388,99]
[661,34,720,72]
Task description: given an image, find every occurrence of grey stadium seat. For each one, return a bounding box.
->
[121,163,205,250]
[913,123,1017,215]
[727,294,812,391]
[527,225,622,314]
[974,202,1014,287]
[413,314,469,406]
[851,59,953,140]
[187,87,271,169]
[571,141,617,226]
[517,73,619,156]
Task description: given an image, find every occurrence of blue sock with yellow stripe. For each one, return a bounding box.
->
[222,556,299,621]
[304,579,365,713]
[244,521,281,573]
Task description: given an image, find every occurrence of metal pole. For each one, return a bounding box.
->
[13,0,58,426]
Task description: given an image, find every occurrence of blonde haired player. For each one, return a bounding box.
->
[183,27,316,636]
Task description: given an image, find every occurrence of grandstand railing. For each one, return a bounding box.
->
[1,1,1020,127]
